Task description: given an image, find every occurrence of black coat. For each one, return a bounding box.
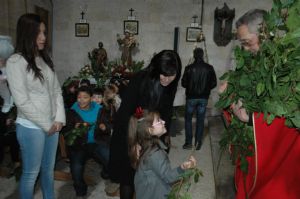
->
[181,59,217,99]
[108,70,179,184]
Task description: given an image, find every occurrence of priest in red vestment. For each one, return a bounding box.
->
[220,9,300,199]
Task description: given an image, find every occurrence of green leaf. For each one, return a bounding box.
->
[265,100,288,116]
[240,156,249,173]
[239,74,251,86]
[278,75,290,82]
[267,114,276,124]
[272,70,277,84]
[194,172,199,183]
[280,27,300,45]
[281,0,295,8]
[256,82,265,96]
[286,0,300,31]
[215,96,232,109]
[295,82,300,92]
[236,58,245,69]
[290,111,300,128]
[285,118,294,127]
[219,71,231,80]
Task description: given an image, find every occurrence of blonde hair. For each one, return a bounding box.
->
[128,111,160,168]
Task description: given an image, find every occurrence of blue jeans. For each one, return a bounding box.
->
[184,98,208,145]
[16,124,58,199]
[68,142,110,196]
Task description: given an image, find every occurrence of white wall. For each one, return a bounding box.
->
[52,0,272,115]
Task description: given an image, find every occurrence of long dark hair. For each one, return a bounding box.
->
[128,111,160,168]
[141,50,182,110]
[15,13,54,81]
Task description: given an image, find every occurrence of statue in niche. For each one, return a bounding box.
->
[117,31,137,67]
[213,3,235,46]
[89,42,107,72]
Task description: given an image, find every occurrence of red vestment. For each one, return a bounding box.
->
[235,112,300,199]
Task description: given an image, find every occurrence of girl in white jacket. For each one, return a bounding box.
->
[6,13,65,199]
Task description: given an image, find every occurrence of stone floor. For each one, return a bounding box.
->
[0,116,235,199]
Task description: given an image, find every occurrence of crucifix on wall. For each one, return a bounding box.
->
[75,9,89,37]
[123,8,139,35]
[80,11,85,20]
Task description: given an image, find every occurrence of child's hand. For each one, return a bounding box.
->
[75,123,81,128]
[181,156,197,170]
[99,123,106,131]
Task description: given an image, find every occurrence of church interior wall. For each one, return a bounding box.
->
[0,0,52,44]
[52,0,272,115]
[0,0,273,115]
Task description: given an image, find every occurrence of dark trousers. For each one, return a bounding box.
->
[0,132,20,164]
[184,98,208,145]
[68,142,109,196]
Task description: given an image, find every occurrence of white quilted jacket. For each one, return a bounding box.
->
[6,54,65,132]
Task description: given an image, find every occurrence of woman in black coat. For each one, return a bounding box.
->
[108,50,182,199]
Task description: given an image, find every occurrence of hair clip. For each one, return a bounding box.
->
[134,106,144,120]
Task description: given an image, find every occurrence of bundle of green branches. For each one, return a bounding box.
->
[168,168,203,199]
[64,122,91,146]
[168,147,203,199]
[216,0,300,172]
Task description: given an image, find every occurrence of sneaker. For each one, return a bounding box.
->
[182,143,193,150]
[195,142,202,150]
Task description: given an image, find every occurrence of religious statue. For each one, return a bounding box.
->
[117,31,137,67]
[88,42,107,72]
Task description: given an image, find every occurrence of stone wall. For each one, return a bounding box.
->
[0,0,52,44]
[52,0,272,115]
[1,0,273,115]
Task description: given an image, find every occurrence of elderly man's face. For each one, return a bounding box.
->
[237,24,260,53]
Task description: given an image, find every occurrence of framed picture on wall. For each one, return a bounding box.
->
[124,20,139,35]
[75,23,89,37]
[186,27,201,42]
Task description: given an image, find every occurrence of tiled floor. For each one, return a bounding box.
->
[0,116,235,199]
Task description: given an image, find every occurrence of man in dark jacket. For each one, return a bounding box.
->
[181,48,217,150]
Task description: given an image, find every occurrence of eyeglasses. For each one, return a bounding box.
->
[152,119,165,127]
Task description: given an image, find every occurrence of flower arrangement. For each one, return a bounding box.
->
[216,0,300,174]
[78,64,94,79]
[62,44,144,90]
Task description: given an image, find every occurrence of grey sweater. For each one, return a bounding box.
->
[135,141,184,199]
